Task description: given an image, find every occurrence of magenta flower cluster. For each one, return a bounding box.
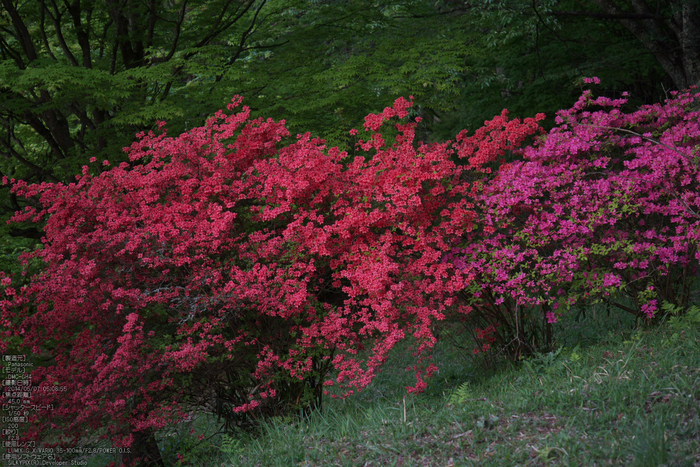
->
[446,86,700,352]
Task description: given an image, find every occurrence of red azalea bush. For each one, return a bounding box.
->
[444,82,700,357]
[0,96,498,465]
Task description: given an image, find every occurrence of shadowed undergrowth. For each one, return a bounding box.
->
[73,304,700,466]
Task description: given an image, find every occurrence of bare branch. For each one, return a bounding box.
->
[195,0,260,49]
[0,31,24,66]
[63,0,93,68]
[39,5,58,61]
[1,0,39,63]
[552,9,660,19]
[42,0,79,66]
[227,0,268,65]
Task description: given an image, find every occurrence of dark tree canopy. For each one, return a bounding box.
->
[0,0,281,184]
[2,0,692,190]
[437,0,699,91]
[0,1,476,216]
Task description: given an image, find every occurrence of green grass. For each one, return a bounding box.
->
[70,306,700,466]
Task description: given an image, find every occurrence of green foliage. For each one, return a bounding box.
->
[662,301,700,330]
[152,411,230,467]
[217,432,246,457]
[424,0,671,140]
[0,0,295,185]
[226,0,478,149]
[522,346,564,377]
[448,381,474,406]
[0,219,38,275]
[660,302,700,352]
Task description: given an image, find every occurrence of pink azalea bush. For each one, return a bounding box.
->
[444,84,700,356]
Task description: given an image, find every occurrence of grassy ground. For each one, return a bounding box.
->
[79,305,700,466]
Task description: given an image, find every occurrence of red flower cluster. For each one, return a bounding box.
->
[0,96,481,451]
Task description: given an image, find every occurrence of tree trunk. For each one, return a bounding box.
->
[590,0,700,90]
[120,429,165,467]
[679,0,700,88]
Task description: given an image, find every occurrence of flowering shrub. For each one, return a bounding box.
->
[445,109,549,359]
[446,84,700,357]
[0,96,485,464]
[4,83,697,464]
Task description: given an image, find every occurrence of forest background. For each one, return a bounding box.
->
[2,0,697,248]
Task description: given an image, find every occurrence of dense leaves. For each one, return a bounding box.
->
[228,0,477,148]
[0,0,284,183]
[426,0,674,140]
